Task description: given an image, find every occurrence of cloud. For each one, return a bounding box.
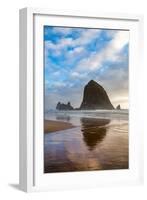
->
[71,29,101,47]
[76,31,129,72]
[70,71,87,79]
[67,46,84,56]
[45,37,73,56]
[52,27,73,35]
[44,29,101,57]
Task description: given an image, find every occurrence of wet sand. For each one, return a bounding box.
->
[44,120,75,133]
[44,117,128,173]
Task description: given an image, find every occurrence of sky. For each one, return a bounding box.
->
[44,26,129,110]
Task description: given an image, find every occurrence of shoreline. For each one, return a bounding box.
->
[44,120,75,133]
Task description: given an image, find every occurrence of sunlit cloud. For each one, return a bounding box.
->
[76,31,129,72]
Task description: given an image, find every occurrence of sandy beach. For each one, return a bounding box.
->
[44,120,75,133]
[44,114,128,173]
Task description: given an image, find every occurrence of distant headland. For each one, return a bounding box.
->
[56,80,120,110]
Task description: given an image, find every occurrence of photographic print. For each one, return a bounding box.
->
[44,26,129,173]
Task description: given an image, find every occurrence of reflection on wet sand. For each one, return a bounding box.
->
[44,115,128,173]
[81,118,110,151]
[56,115,71,121]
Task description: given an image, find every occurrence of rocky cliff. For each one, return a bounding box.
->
[80,80,114,110]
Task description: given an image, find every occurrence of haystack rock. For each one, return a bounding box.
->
[116,104,121,110]
[80,80,114,110]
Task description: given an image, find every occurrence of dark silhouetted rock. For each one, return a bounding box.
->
[56,101,74,110]
[81,118,110,150]
[116,104,121,110]
[80,80,114,110]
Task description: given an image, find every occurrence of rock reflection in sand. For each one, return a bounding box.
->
[81,118,110,151]
[44,113,128,173]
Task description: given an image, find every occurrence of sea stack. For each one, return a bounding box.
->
[56,102,74,110]
[116,104,121,110]
[80,80,114,110]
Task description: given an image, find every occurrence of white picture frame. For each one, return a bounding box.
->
[19,7,144,192]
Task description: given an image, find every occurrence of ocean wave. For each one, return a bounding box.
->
[45,109,128,121]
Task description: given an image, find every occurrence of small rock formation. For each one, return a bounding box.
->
[80,80,114,110]
[116,104,121,110]
[56,102,74,110]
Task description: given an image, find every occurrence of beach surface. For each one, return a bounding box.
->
[44,110,128,173]
[44,120,75,133]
